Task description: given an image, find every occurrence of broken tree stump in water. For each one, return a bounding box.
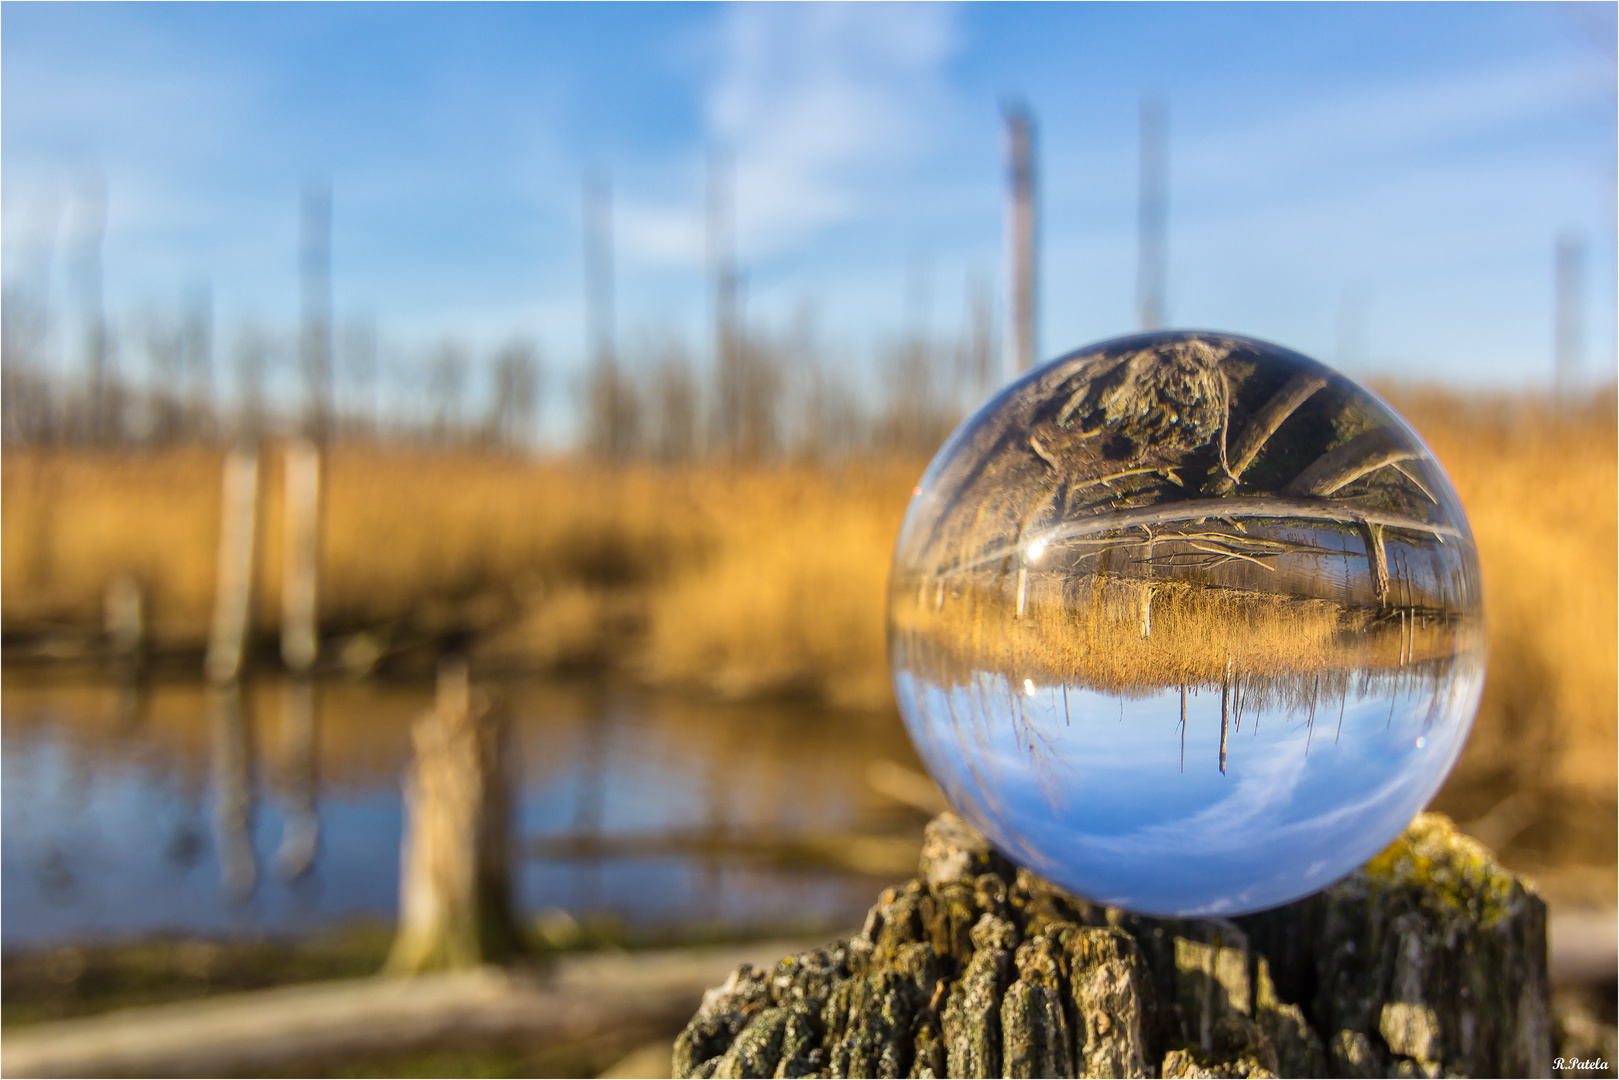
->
[673,812,1550,1078]
[385,660,524,974]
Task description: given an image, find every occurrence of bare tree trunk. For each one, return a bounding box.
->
[103,574,145,676]
[1139,536,1155,638]
[709,149,740,458]
[1284,427,1414,498]
[1204,370,1327,495]
[80,175,110,444]
[1005,105,1038,377]
[584,171,634,459]
[1219,657,1231,776]
[182,285,215,443]
[1359,520,1390,609]
[205,449,259,684]
[300,183,333,443]
[281,439,321,673]
[387,660,522,974]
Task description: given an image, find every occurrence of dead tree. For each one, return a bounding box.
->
[487,338,540,450]
[1203,371,1326,495]
[386,661,523,974]
[205,449,260,685]
[647,336,699,462]
[1357,520,1391,610]
[1283,427,1416,498]
[280,439,321,673]
[1005,104,1038,376]
[182,285,215,442]
[584,171,641,458]
[232,321,274,444]
[300,182,333,443]
[78,175,111,443]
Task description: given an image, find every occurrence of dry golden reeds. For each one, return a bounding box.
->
[1381,387,1617,814]
[2,387,1613,843]
[890,570,1463,696]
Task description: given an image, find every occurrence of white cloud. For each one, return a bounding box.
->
[611,4,968,285]
[705,2,960,257]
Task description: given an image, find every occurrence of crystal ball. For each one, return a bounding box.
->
[889,331,1484,916]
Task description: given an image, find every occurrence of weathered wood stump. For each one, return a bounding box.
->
[385,660,524,974]
[673,812,1550,1078]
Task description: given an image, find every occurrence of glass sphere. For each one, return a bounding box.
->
[889,331,1484,916]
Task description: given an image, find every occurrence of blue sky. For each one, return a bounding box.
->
[3,2,1615,427]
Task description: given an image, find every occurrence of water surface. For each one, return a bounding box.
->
[3,671,918,948]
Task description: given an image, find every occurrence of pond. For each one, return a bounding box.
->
[2,669,925,949]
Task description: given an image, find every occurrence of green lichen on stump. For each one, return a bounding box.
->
[1245,813,1551,1078]
[673,812,1551,1079]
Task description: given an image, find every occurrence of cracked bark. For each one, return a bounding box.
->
[674,812,1550,1078]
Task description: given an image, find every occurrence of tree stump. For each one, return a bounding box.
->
[385,660,523,974]
[672,812,1551,1078]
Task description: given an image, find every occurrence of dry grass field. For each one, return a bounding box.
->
[1383,387,1616,875]
[890,572,1460,693]
[2,385,1613,871]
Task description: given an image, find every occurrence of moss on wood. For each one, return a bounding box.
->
[673,811,1551,1079]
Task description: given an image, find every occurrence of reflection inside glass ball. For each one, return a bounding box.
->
[889,331,1485,916]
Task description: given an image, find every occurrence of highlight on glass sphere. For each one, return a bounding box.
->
[889,331,1485,917]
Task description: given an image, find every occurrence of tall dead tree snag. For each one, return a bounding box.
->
[386,661,523,974]
[1004,104,1038,378]
[281,439,321,673]
[584,171,638,458]
[300,182,333,443]
[78,174,111,443]
[103,574,145,675]
[1358,520,1391,610]
[706,148,780,460]
[277,439,323,880]
[205,449,260,684]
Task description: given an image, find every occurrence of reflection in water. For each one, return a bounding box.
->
[209,685,257,904]
[1,673,918,948]
[573,704,607,913]
[113,680,148,735]
[890,331,1485,915]
[274,678,320,882]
